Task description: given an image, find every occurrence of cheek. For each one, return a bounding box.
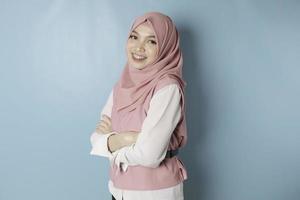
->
[126,46,130,55]
[147,47,158,60]
[126,41,134,51]
[126,48,132,61]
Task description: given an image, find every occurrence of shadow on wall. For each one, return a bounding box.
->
[179,25,213,200]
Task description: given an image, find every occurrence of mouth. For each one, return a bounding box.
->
[131,53,147,61]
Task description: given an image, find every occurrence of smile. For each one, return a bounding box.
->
[132,53,147,61]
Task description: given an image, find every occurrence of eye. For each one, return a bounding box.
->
[148,40,157,45]
[129,34,137,40]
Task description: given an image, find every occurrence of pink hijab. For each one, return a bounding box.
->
[113,11,187,147]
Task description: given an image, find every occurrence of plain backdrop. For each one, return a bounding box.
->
[0,1,300,200]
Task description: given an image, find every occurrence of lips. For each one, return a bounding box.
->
[132,53,147,61]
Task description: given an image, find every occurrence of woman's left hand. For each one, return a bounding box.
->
[95,114,112,134]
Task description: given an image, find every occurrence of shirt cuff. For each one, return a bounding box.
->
[112,144,135,172]
[90,132,117,159]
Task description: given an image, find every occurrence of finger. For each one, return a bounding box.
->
[102,115,112,126]
[101,120,110,128]
[96,126,106,134]
[96,119,104,126]
[102,114,111,120]
[96,121,103,129]
[102,114,112,122]
[97,120,109,128]
[101,122,110,130]
[98,126,111,134]
[99,124,112,132]
[97,124,109,131]
[96,124,105,130]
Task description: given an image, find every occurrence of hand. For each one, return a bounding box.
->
[119,131,139,144]
[108,131,139,152]
[95,114,112,134]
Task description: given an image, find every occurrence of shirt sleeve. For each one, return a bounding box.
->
[89,88,118,159]
[112,84,182,171]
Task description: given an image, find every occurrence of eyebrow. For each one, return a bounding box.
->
[132,30,156,38]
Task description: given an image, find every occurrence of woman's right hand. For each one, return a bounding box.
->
[95,114,112,134]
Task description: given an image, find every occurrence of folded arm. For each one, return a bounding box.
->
[89,89,138,159]
[112,84,182,170]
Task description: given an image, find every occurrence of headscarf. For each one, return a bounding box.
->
[113,11,187,147]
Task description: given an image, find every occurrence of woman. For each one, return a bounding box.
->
[90,11,188,200]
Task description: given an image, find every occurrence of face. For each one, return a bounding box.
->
[126,22,158,70]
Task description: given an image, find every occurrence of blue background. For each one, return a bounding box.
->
[0,1,299,200]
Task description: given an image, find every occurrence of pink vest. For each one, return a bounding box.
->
[109,78,188,190]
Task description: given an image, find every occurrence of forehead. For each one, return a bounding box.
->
[132,22,155,36]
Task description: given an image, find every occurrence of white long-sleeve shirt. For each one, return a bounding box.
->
[90,84,184,200]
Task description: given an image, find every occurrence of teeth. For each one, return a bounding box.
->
[132,53,146,60]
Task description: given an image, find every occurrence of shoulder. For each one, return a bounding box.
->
[143,79,182,112]
[154,77,179,93]
[147,83,181,117]
[153,76,181,97]
[154,83,179,95]
[151,83,180,104]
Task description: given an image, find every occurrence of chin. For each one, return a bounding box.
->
[132,65,145,70]
[129,60,146,69]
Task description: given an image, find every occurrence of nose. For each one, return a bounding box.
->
[135,46,145,53]
[135,41,146,52]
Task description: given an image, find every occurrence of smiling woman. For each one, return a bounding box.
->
[126,22,159,70]
[90,11,188,200]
